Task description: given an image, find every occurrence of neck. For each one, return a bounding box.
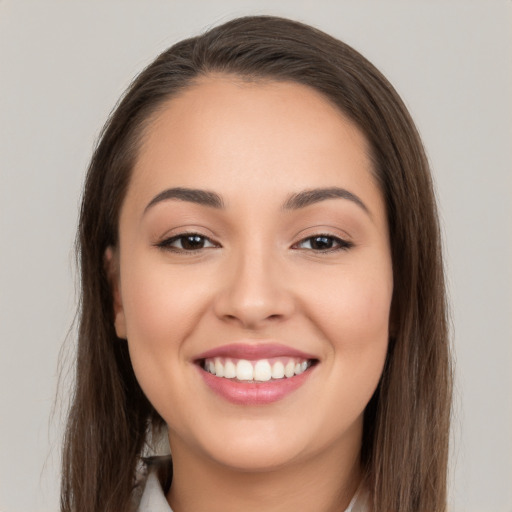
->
[167,436,362,512]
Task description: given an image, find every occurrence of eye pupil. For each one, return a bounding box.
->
[311,236,334,250]
[182,235,205,250]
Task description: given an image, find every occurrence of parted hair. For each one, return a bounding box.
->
[61,15,452,512]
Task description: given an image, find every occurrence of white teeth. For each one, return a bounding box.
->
[224,359,236,378]
[214,358,224,377]
[284,361,295,378]
[295,361,309,375]
[254,360,272,381]
[271,361,285,379]
[204,357,313,381]
[236,359,254,381]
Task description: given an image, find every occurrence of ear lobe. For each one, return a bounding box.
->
[104,246,127,339]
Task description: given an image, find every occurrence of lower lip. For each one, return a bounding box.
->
[198,365,315,405]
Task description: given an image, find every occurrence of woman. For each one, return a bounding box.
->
[61,15,452,512]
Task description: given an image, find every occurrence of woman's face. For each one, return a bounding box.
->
[110,76,393,472]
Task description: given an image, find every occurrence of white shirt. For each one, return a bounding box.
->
[136,470,370,512]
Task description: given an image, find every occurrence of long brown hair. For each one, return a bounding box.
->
[62,15,452,512]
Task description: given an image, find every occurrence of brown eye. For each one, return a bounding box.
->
[294,235,353,252]
[309,236,335,250]
[157,233,218,252]
[180,235,208,250]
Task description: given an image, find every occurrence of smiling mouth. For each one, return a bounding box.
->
[199,357,318,382]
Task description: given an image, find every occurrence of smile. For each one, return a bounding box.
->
[194,344,319,405]
[202,357,313,382]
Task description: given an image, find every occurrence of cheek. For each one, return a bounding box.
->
[118,256,209,404]
[122,255,207,339]
[310,263,392,345]
[305,260,392,400]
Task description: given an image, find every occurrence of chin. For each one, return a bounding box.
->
[205,440,305,473]
[187,414,337,473]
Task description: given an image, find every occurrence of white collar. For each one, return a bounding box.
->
[137,471,173,512]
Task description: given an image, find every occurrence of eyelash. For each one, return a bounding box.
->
[155,233,219,253]
[292,234,353,252]
[156,232,353,254]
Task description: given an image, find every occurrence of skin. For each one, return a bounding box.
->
[107,76,393,512]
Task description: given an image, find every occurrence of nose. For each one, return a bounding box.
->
[213,246,296,330]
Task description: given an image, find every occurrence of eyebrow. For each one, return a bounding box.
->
[144,187,224,213]
[144,186,369,216]
[282,187,370,215]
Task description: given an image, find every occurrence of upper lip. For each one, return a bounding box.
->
[194,342,318,361]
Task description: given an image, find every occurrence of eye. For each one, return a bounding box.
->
[293,234,353,252]
[157,233,218,252]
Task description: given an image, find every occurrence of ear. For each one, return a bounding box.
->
[104,246,127,339]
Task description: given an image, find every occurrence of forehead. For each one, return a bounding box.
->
[128,75,382,214]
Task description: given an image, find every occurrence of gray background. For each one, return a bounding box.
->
[0,1,511,511]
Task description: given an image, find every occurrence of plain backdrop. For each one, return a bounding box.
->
[0,1,511,511]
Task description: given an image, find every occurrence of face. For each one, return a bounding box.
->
[109,76,393,473]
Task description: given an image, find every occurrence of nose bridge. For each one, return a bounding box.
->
[214,237,294,327]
